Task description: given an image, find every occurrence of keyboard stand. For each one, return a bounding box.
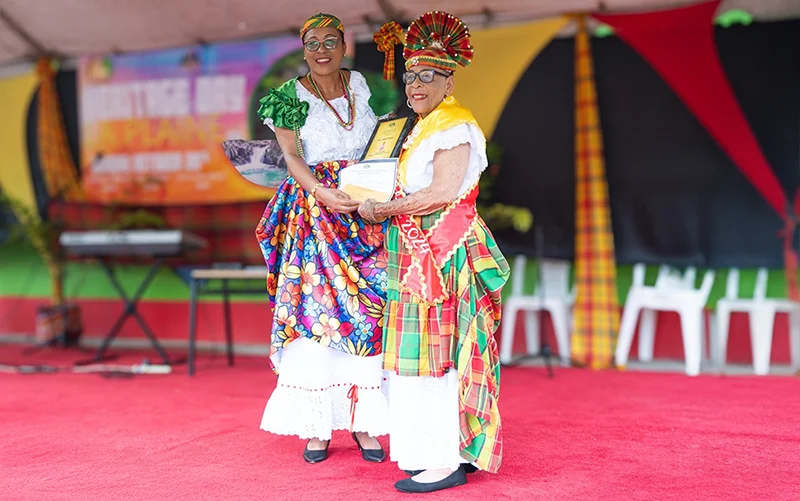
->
[60,230,205,368]
[74,257,174,366]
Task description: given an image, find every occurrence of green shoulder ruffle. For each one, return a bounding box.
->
[256,78,309,131]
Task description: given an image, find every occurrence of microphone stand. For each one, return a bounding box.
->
[510,224,585,377]
[511,225,555,377]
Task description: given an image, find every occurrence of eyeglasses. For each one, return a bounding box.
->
[402,69,452,85]
[304,38,339,52]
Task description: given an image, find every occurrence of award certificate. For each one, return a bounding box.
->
[361,115,415,160]
[339,158,397,203]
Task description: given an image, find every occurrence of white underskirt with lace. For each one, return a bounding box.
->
[388,370,471,471]
[261,337,389,440]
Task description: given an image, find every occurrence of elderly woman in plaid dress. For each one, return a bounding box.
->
[359,12,509,494]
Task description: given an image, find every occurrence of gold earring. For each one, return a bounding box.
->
[443,95,455,104]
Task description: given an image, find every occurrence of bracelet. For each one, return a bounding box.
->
[360,200,372,220]
[310,182,323,197]
[363,200,381,222]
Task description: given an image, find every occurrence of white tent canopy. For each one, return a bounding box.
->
[0,0,799,67]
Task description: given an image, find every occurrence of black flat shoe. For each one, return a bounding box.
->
[404,464,478,476]
[303,440,329,464]
[395,466,467,493]
[351,432,386,463]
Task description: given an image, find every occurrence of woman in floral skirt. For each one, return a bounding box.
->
[256,12,388,464]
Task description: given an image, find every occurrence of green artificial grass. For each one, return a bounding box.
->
[499,258,791,308]
[0,242,269,302]
[0,242,792,306]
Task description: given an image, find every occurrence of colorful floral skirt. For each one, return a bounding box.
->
[256,160,389,372]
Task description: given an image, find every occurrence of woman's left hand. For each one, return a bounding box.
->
[358,199,385,223]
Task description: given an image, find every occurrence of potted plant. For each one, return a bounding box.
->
[477,142,534,233]
[0,191,82,347]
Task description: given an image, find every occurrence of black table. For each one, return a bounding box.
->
[186,267,270,376]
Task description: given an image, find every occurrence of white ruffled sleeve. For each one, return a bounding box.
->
[348,70,372,100]
[348,71,378,128]
[403,122,489,195]
[415,123,487,165]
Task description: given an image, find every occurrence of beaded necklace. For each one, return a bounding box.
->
[307,70,356,130]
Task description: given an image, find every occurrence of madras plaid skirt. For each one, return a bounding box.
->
[383,211,509,473]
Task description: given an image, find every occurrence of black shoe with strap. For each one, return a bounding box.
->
[403,464,478,476]
[303,440,330,464]
[352,432,386,463]
[395,466,468,493]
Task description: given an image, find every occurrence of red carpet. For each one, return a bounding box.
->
[1,345,799,501]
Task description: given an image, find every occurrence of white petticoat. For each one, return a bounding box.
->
[261,337,389,440]
[388,370,471,471]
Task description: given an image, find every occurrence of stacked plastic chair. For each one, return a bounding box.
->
[713,268,800,375]
[615,264,715,376]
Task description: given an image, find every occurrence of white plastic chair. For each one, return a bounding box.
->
[615,263,715,376]
[500,255,573,365]
[714,268,800,375]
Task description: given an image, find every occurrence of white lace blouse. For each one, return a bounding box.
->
[401,122,489,196]
[263,70,377,165]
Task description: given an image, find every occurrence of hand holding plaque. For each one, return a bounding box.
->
[340,115,415,203]
[221,116,415,202]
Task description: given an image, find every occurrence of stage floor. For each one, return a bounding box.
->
[2,345,799,501]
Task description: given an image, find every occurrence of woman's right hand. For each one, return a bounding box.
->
[315,187,361,213]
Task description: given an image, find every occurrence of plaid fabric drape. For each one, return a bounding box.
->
[36,58,83,201]
[570,16,620,369]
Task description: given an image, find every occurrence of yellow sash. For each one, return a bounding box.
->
[398,98,481,187]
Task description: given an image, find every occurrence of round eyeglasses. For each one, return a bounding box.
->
[402,69,452,85]
[304,38,339,52]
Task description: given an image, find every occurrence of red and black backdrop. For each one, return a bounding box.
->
[485,19,800,268]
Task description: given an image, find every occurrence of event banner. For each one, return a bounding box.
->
[78,36,352,205]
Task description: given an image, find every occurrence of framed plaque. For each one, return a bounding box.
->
[361,115,415,161]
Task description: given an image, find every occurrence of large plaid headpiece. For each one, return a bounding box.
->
[403,11,473,73]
